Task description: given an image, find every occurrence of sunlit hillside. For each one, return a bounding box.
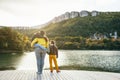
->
[42,12,120,38]
[40,12,120,50]
[2,12,120,50]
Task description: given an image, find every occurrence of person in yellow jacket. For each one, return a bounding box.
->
[49,40,60,73]
[31,31,49,74]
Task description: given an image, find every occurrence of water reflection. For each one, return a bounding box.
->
[17,52,37,70]
[0,53,23,69]
[58,50,120,72]
[0,50,120,72]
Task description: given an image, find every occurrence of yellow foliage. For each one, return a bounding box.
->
[23,36,30,43]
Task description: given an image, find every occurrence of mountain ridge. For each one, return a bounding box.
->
[42,11,120,38]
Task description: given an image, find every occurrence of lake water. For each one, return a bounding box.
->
[0,50,120,72]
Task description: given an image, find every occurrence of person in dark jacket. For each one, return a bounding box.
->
[48,40,60,73]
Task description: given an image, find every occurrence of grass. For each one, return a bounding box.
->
[0,67,16,71]
[0,50,23,54]
[45,65,120,73]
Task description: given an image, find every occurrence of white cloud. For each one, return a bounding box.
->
[95,0,115,6]
[0,0,120,26]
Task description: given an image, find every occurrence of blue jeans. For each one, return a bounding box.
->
[35,47,46,74]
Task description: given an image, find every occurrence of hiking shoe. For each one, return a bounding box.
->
[57,70,60,73]
[37,72,42,74]
[50,71,53,73]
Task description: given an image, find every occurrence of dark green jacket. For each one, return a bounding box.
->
[49,45,58,58]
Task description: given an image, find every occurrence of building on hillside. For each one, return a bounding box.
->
[114,31,118,39]
[90,31,118,40]
[110,31,118,39]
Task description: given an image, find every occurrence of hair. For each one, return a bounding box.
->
[39,30,46,37]
[50,40,55,45]
[32,30,49,42]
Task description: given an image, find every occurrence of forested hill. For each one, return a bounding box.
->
[42,12,120,38]
[1,12,119,50]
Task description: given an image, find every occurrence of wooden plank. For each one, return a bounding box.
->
[59,70,120,80]
[0,71,8,80]
[85,71,120,80]
[107,72,120,79]
[65,70,94,80]
[0,70,120,80]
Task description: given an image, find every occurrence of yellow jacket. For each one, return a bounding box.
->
[31,38,49,48]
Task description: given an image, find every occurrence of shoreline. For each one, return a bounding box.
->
[0,49,120,54]
[0,50,23,54]
[1,66,120,73]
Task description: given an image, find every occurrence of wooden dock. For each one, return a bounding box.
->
[0,70,120,80]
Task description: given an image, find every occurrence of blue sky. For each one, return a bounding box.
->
[0,0,119,27]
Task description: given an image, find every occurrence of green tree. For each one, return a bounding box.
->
[0,27,25,53]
